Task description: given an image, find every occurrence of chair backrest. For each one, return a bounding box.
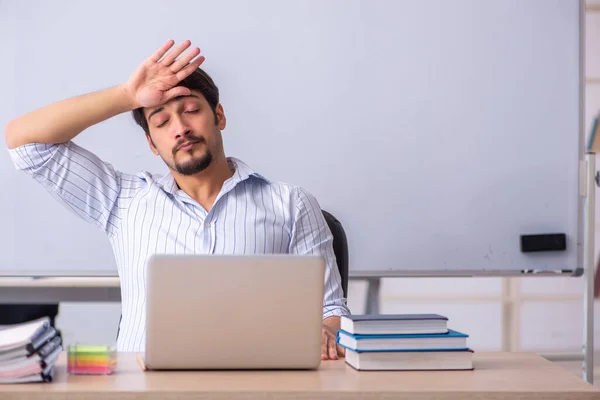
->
[321,210,349,299]
[0,304,59,327]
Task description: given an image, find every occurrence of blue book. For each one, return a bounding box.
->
[337,329,468,352]
[340,314,448,335]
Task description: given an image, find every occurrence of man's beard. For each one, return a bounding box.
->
[168,134,214,176]
[173,150,213,175]
[150,129,222,176]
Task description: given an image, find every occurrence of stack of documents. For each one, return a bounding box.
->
[0,317,62,383]
[337,314,473,371]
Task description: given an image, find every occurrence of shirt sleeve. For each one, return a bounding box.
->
[7,141,145,236]
[289,186,351,319]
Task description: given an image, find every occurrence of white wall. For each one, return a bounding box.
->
[53,1,600,353]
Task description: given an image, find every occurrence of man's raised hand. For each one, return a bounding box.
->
[122,40,205,109]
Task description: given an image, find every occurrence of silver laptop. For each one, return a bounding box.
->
[144,254,325,370]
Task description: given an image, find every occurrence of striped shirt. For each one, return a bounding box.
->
[8,141,350,351]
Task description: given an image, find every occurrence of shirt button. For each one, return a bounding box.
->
[205,222,211,228]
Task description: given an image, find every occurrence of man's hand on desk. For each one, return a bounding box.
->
[321,316,345,360]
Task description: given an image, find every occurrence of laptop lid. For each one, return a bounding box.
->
[144,254,325,370]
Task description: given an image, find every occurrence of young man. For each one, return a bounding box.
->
[5,40,350,358]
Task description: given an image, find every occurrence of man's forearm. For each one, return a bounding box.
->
[5,84,136,149]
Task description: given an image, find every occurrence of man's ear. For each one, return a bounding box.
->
[216,104,226,130]
[146,133,159,155]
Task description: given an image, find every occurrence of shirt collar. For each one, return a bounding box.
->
[157,157,269,196]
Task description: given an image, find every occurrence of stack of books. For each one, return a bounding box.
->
[337,314,473,371]
[0,317,62,383]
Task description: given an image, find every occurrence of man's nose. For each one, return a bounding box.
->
[172,117,191,139]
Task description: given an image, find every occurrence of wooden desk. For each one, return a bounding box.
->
[1,352,598,400]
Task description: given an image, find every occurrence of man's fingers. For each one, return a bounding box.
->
[163,86,192,103]
[328,336,338,360]
[337,344,346,357]
[170,47,201,73]
[175,56,206,82]
[159,40,192,66]
[321,328,339,361]
[321,330,328,360]
[149,40,175,63]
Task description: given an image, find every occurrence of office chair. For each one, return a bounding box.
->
[0,304,59,327]
[321,210,349,299]
[117,209,349,339]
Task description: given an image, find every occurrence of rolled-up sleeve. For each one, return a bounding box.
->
[289,186,351,319]
[8,141,132,235]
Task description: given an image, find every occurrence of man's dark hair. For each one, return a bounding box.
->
[131,68,219,135]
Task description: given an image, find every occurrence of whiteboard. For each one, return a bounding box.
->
[0,0,583,276]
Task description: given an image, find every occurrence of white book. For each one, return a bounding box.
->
[0,327,56,363]
[0,336,62,372]
[0,364,54,384]
[341,314,448,335]
[345,348,474,371]
[0,317,51,353]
